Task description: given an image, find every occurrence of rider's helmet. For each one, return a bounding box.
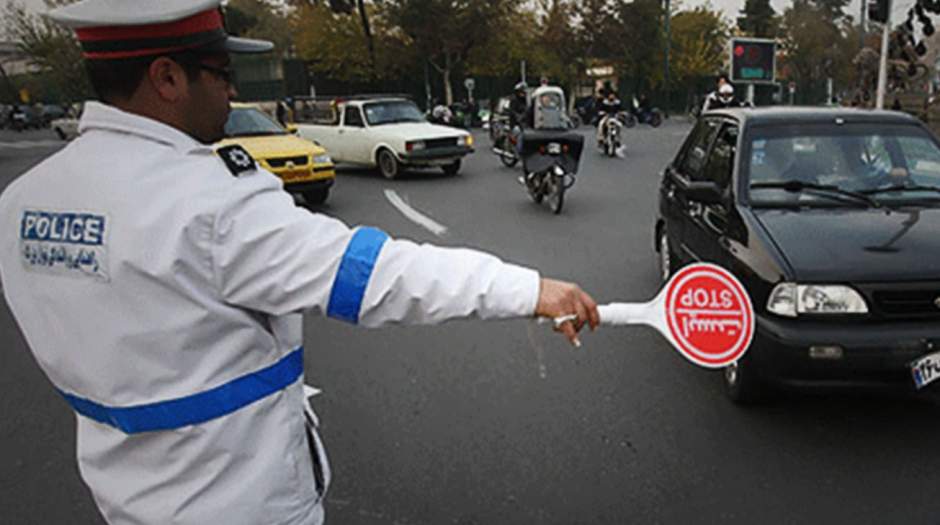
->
[718,83,735,104]
[514,81,528,94]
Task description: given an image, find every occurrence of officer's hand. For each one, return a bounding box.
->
[535,278,600,347]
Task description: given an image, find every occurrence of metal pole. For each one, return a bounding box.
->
[521,60,526,85]
[747,84,755,105]
[860,0,867,50]
[663,0,671,116]
[424,60,431,111]
[876,0,892,109]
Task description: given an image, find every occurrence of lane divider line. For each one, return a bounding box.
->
[383,189,449,237]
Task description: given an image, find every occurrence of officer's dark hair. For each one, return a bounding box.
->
[85,50,209,103]
[717,72,730,83]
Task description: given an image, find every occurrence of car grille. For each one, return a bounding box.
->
[425,138,458,149]
[266,155,309,168]
[867,284,940,319]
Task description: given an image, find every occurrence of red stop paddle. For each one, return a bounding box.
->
[594,263,754,368]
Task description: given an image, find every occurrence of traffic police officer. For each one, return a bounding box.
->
[0,1,599,524]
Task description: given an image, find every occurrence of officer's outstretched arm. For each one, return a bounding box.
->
[212,172,560,328]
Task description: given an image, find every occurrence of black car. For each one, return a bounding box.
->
[656,107,940,402]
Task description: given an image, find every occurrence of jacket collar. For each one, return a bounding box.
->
[78,101,214,154]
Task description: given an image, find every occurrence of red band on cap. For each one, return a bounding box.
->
[75,9,222,42]
[82,45,200,60]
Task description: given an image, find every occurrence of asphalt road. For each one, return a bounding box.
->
[3,123,940,524]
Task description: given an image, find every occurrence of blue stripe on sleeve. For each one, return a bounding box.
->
[327,227,389,324]
[59,347,304,434]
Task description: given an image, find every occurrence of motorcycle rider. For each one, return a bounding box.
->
[701,75,745,112]
[595,91,623,149]
[509,82,529,129]
[430,98,453,125]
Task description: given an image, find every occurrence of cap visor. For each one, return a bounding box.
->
[203,36,273,54]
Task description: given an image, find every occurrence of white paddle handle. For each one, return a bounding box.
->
[597,303,652,326]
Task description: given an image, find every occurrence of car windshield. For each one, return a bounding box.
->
[224,107,285,137]
[363,100,425,125]
[747,123,940,207]
[536,92,563,109]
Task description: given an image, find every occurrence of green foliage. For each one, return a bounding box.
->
[225,0,293,55]
[2,0,91,103]
[671,7,730,85]
[737,0,779,38]
[291,3,412,82]
[780,0,854,87]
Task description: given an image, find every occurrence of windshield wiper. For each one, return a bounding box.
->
[860,184,940,196]
[750,180,880,208]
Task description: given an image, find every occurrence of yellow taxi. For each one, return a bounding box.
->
[217,103,336,204]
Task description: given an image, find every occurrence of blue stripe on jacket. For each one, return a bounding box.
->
[59,347,304,434]
[327,227,389,324]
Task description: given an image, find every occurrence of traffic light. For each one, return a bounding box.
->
[868,0,890,24]
[730,39,776,84]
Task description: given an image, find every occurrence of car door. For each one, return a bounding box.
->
[338,106,369,163]
[665,117,722,264]
[683,121,739,265]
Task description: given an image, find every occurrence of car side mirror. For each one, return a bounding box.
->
[285,123,298,134]
[682,180,725,205]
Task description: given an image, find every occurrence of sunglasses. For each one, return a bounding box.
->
[198,63,236,85]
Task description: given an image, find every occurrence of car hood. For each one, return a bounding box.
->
[216,134,326,159]
[752,206,940,281]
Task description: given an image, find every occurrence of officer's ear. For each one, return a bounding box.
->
[148,57,191,103]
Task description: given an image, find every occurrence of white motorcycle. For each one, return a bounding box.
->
[597,112,625,158]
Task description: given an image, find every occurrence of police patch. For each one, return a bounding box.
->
[216,145,257,177]
[19,209,110,281]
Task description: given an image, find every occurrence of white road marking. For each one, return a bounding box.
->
[383,189,448,237]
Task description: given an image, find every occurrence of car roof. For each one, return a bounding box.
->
[230,102,259,109]
[703,106,921,127]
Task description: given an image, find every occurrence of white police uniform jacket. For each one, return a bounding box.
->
[0,102,540,525]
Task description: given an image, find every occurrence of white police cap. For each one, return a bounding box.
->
[47,0,272,60]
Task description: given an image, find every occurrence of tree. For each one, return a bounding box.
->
[780,0,854,102]
[291,2,412,83]
[225,0,292,55]
[2,0,91,103]
[737,0,778,38]
[384,0,521,104]
[610,0,664,92]
[672,7,729,89]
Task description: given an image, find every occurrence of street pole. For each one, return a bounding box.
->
[521,60,527,85]
[875,18,891,109]
[663,0,671,117]
[860,0,867,50]
[876,0,891,109]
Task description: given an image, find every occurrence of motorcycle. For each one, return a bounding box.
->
[519,129,583,214]
[622,105,663,128]
[597,112,625,158]
[517,85,584,214]
[490,120,520,167]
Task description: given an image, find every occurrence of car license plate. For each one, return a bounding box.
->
[281,170,314,183]
[911,351,940,389]
[547,142,562,155]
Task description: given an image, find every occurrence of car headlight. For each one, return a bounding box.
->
[406,140,425,152]
[460,134,474,147]
[313,154,332,164]
[767,283,869,317]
